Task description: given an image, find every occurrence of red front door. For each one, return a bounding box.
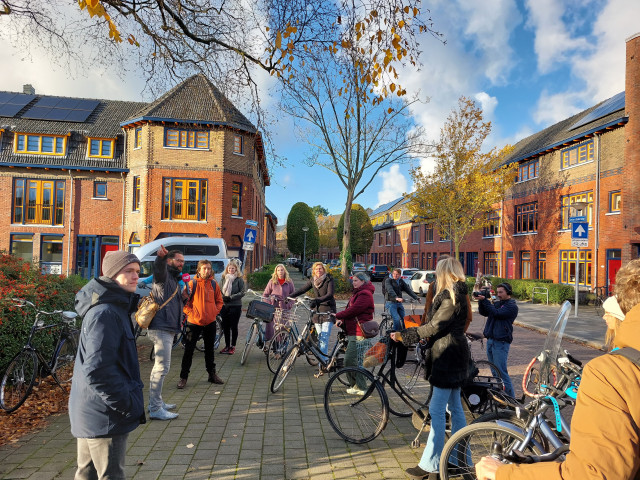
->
[608,259,621,294]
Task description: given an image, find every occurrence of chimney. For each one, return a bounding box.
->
[623,32,640,260]
[23,84,35,95]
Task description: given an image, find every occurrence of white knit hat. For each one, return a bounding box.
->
[603,296,625,321]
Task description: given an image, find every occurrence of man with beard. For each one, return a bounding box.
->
[148,246,184,420]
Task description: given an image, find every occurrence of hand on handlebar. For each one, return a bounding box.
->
[475,457,501,480]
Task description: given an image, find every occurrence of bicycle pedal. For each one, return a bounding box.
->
[314,371,324,378]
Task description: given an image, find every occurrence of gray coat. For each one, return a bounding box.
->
[149,255,183,333]
[222,277,246,306]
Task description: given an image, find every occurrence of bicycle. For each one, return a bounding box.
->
[592,285,607,316]
[378,298,421,338]
[148,314,221,361]
[1,298,80,413]
[323,333,507,445]
[266,303,318,374]
[270,296,348,393]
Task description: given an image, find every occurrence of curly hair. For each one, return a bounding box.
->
[614,259,640,314]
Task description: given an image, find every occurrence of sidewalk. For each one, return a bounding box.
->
[0,270,604,479]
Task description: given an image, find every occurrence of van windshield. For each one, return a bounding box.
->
[140,260,225,277]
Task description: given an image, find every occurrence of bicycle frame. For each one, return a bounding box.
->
[292,317,347,371]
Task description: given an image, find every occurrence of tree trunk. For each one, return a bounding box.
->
[341,190,355,278]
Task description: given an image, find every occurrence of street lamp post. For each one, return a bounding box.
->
[302,227,309,277]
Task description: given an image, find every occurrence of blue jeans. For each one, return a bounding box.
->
[418,386,467,473]
[385,302,405,331]
[148,329,174,412]
[487,339,515,398]
[315,321,333,359]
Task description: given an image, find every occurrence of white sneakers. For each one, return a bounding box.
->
[346,387,366,396]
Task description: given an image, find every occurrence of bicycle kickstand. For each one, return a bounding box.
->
[411,415,430,449]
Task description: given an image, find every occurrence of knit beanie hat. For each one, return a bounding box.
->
[603,296,625,321]
[102,251,141,279]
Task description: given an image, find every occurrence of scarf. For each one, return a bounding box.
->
[222,274,236,297]
[313,273,327,289]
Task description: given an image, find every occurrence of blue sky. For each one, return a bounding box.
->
[1,0,639,225]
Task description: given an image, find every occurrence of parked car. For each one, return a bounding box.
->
[352,262,366,274]
[369,264,389,281]
[409,270,436,296]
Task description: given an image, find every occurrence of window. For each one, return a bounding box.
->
[128,233,141,254]
[378,233,382,246]
[164,128,209,149]
[412,226,420,244]
[231,182,242,216]
[14,133,66,156]
[484,210,501,237]
[162,178,207,221]
[93,181,107,198]
[10,234,33,262]
[13,178,65,225]
[561,140,594,169]
[537,251,546,280]
[394,229,400,245]
[41,235,63,274]
[412,253,419,268]
[233,135,243,154]
[517,159,539,182]
[395,253,401,266]
[515,202,537,234]
[88,138,114,158]
[134,128,142,149]
[424,224,434,243]
[560,250,593,287]
[386,231,391,246]
[439,225,451,242]
[484,252,500,277]
[609,191,621,213]
[133,176,141,211]
[393,210,401,222]
[521,251,531,279]
[561,192,593,229]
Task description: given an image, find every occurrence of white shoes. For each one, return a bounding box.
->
[346,386,366,396]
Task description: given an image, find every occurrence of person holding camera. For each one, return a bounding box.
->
[476,282,518,398]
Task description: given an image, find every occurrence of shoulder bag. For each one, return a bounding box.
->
[356,315,379,339]
[135,285,179,329]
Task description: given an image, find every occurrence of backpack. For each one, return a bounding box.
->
[610,347,640,366]
[187,278,217,305]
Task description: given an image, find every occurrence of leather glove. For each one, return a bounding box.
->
[223,295,231,303]
[309,299,319,308]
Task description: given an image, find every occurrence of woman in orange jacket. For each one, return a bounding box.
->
[178,259,224,388]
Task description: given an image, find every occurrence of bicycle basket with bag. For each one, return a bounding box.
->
[247,300,276,323]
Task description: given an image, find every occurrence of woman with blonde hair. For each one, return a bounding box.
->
[263,263,295,341]
[219,259,246,355]
[291,261,336,359]
[392,257,470,480]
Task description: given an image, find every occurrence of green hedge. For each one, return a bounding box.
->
[246,263,277,290]
[0,253,87,374]
[327,268,352,294]
[465,276,574,304]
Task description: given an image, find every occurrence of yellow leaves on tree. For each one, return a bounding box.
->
[407,97,517,257]
[78,0,122,43]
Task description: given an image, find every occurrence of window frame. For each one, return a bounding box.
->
[93,181,107,199]
[88,138,115,159]
[12,178,65,226]
[537,251,546,280]
[517,159,539,183]
[231,182,242,217]
[10,233,34,262]
[164,128,209,150]
[559,249,593,287]
[14,132,67,156]
[40,234,64,274]
[515,202,538,234]
[233,135,244,155]
[132,176,141,211]
[483,210,501,237]
[561,191,593,229]
[484,252,500,277]
[424,224,434,243]
[520,251,531,279]
[561,140,594,169]
[411,226,420,244]
[161,177,208,221]
[609,190,621,213]
[134,128,142,149]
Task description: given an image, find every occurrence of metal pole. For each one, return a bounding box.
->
[575,246,580,317]
[302,228,308,276]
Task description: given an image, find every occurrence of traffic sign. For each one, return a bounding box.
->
[245,219,258,226]
[572,239,588,247]
[569,215,586,223]
[243,227,257,244]
[571,222,588,239]
[242,243,255,251]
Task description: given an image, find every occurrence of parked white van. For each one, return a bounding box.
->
[135,237,230,283]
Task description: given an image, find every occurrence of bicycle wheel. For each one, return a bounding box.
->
[271,344,300,393]
[439,422,542,479]
[594,297,605,317]
[323,367,389,444]
[462,360,505,416]
[52,336,77,384]
[240,323,257,366]
[378,316,391,339]
[386,359,432,417]
[267,329,293,374]
[1,350,38,413]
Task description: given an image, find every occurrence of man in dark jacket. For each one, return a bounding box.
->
[384,268,420,331]
[148,246,184,420]
[478,282,518,397]
[70,251,145,480]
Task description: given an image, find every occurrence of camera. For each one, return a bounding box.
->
[472,288,491,298]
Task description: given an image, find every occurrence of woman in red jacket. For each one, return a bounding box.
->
[178,259,224,389]
[335,272,376,394]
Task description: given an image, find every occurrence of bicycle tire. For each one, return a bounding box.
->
[386,359,432,417]
[378,316,392,339]
[271,344,300,393]
[1,350,38,413]
[594,297,605,317]
[472,410,549,452]
[240,323,257,366]
[462,360,505,416]
[323,367,389,444]
[52,336,77,384]
[267,329,294,374]
[439,422,542,479]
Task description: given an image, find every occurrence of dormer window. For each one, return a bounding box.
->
[14,133,66,156]
[88,138,115,159]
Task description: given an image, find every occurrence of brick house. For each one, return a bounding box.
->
[358,33,640,293]
[0,74,274,277]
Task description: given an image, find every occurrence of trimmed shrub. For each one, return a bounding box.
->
[328,268,352,294]
[0,253,87,374]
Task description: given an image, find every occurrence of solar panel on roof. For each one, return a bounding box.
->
[64,110,91,122]
[22,96,100,122]
[76,99,99,111]
[570,92,625,131]
[23,106,52,120]
[47,109,70,121]
[0,92,36,118]
[35,97,62,108]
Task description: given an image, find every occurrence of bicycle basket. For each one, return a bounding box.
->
[246,300,276,322]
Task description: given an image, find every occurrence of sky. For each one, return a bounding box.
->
[1,0,639,225]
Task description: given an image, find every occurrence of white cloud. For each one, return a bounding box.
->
[474,92,498,118]
[376,165,408,207]
[532,89,585,126]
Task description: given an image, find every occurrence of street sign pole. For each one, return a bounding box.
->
[575,246,579,318]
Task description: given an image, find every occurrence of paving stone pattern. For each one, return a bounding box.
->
[0,271,604,479]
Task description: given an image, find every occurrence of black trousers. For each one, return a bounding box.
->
[180,321,217,379]
[221,305,242,347]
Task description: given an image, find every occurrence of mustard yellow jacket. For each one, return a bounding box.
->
[498,303,640,480]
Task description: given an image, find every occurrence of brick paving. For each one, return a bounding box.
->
[0,271,604,479]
